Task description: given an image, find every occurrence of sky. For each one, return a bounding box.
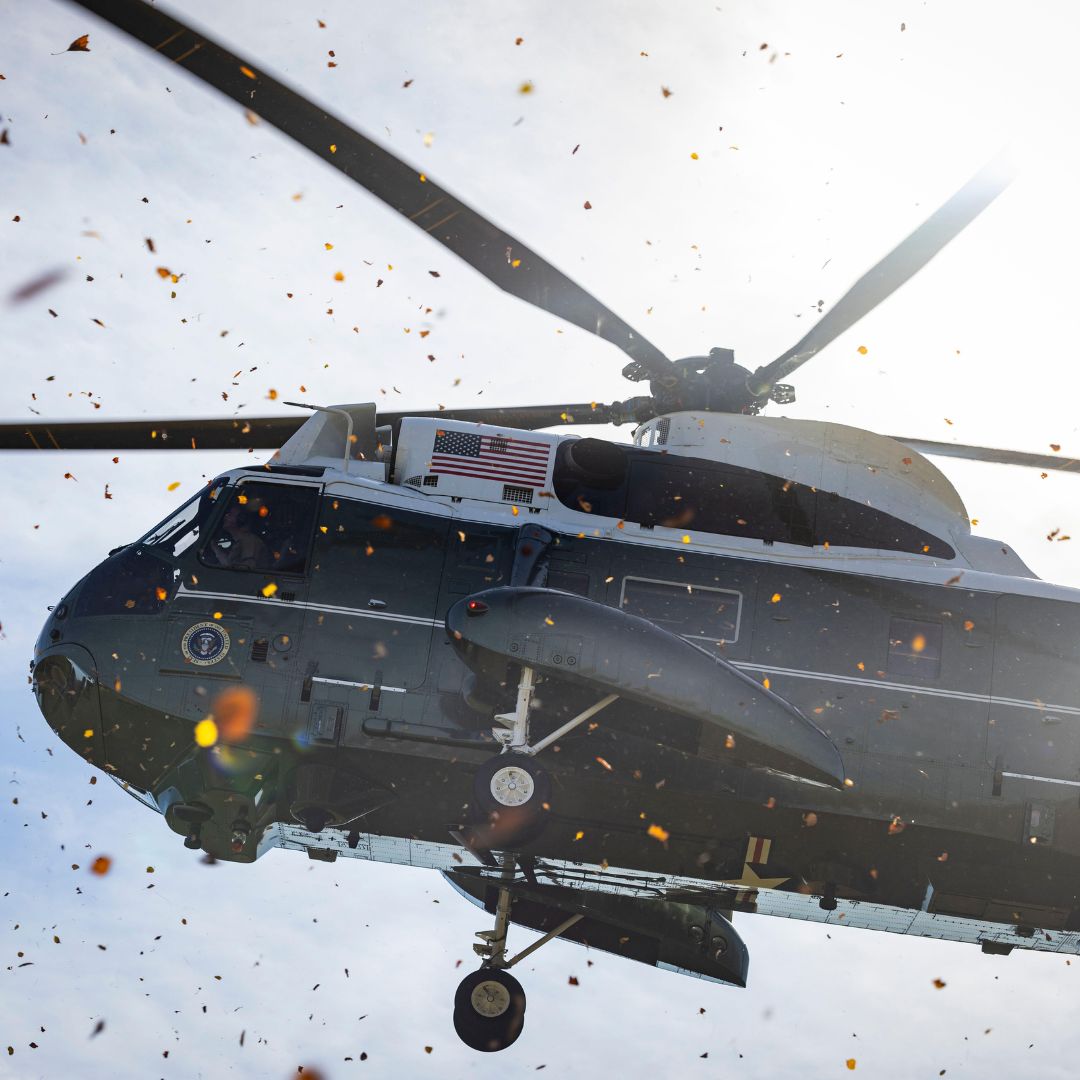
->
[3,0,1080,1076]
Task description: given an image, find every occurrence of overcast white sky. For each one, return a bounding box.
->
[4,1,1080,1077]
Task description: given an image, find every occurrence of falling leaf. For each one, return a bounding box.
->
[515,36,524,44]
[769,592,781,603]
[8,268,66,303]
[213,685,258,742]
[661,86,672,97]
[1051,444,1061,452]
[239,65,257,79]
[261,582,278,598]
[690,151,699,160]
[519,80,534,94]
[334,271,345,282]
[932,978,946,989]
[647,823,670,842]
[167,481,180,491]
[90,855,112,876]
[857,345,868,355]
[567,976,579,986]
[846,1060,856,1071]
[594,757,612,771]
[887,815,906,835]
[66,34,90,52]
[803,812,818,827]
[583,200,592,210]
[193,718,218,748]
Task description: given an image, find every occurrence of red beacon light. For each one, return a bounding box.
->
[466,599,488,616]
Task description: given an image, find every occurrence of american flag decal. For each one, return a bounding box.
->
[430,429,552,486]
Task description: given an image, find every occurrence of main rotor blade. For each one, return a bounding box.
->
[66,0,671,380]
[749,154,1015,397]
[892,437,1080,474]
[0,404,615,451]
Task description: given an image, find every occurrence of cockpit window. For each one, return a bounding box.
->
[139,479,228,557]
[200,481,319,575]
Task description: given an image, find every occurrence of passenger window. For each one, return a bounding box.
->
[200,482,319,574]
[887,617,943,678]
[620,576,741,647]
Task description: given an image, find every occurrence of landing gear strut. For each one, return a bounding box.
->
[453,855,583,1052]
[471,666,617,848]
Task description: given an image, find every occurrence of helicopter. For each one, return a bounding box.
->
[12,0,1080,1055]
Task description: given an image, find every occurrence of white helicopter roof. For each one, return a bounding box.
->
[272,404,1033,578]
[634,411,966,530]
[632,412,1030,576]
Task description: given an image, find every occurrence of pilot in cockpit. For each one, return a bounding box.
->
[205,500,271,570]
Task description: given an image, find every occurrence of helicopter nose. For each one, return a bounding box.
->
[32,644,107,768]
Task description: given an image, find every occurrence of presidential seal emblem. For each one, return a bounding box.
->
[181,622,230,666]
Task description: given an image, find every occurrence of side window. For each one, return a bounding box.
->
[620,576,742,648]
[200,482,319,574]
[887,617,943,678]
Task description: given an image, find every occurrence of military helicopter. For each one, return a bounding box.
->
[12,0,1080,1054]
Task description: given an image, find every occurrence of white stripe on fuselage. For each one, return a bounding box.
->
[174,586,1080,720]
[175,586,439,628]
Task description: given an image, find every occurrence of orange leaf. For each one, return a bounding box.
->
[67,34,90,52]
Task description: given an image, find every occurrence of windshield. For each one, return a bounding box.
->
[139,479,228,557]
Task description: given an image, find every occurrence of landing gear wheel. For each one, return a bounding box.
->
[472,754,551,848]
[453,968,526,1052]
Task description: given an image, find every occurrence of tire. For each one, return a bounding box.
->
[471,753,551,848]
[452,968,526,1052]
